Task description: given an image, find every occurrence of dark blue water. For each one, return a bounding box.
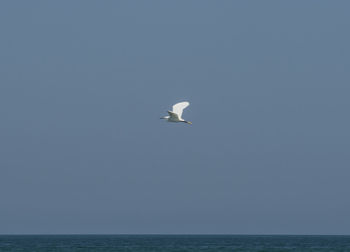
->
[1,235,350,251]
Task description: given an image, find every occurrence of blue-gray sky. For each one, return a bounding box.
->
[1,1,350,235]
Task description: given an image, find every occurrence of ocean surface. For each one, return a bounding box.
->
[0,235,350,252]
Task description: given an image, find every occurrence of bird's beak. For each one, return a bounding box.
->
[186,121,192,125]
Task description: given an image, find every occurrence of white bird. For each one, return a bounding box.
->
[160,101,192,124]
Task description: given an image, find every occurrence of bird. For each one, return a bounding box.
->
[160,101,192,124]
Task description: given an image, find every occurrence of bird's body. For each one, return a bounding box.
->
[161,101,192,124]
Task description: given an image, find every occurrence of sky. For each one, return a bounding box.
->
[1,1,350,235]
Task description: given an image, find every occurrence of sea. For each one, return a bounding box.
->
[0,235,350,252]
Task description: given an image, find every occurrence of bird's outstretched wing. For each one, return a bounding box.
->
[172,101,190,119]
[167,111,180,120]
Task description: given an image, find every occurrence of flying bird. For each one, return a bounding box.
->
[160,101,192,124]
